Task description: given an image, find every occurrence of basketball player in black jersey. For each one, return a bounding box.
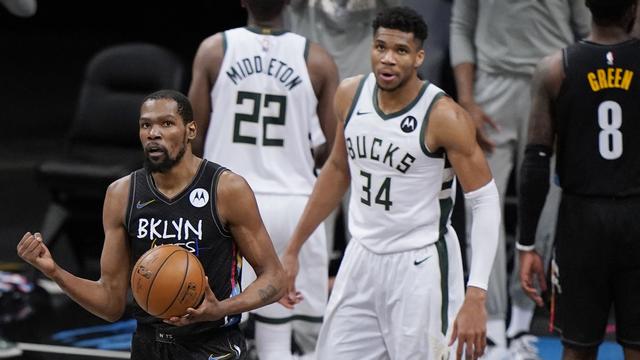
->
[17,90,285,359]
[518,1,640,359]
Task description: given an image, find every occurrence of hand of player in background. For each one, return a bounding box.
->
[449,286,487,360]
[17,232,57,277]
[277,251,303,309]
[459,100,499,153]
[519,250,547,307]
[164,276,223,326]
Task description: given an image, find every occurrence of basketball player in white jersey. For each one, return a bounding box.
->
[282,6,500,359]
[188,0,339,359]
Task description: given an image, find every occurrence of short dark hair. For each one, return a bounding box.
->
[143,89,193,124]
[372,6,428,45]
[586,0,636,27]
[244,0,286,22]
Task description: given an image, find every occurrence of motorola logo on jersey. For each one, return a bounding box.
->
[400,116,418,133]
[189,188,209,208]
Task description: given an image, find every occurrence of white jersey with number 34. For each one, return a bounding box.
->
[344,73,454,254]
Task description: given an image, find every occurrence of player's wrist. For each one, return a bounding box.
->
[516,242,536,252]
[284,237,304,257]
[465,286,487,301]
[46,262,63,281]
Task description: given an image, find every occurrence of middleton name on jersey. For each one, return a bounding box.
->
[225,55,303,90]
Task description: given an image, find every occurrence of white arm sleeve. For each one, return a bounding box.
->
[464,179,500,290]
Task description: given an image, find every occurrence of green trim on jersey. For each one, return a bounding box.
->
[344,75,369,128]
[435,234,449,336]
[304,39,310,62]
[372,80,429,120]
[419,92,447,158]
[439,197,453,236]
[250,313,324,324]
[244,25,289,36]
[436,171,454,335]
[222,32,227,55]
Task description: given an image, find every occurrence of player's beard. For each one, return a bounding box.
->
[144,143,186,174]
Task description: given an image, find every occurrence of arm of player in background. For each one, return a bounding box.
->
[188,33,224,157]
[278,75,359,307]
[307,41,339,167]
[449,0,498,152]
[518,51,564,306]
[17,176,132,322]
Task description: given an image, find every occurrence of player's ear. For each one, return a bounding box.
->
[415,48,425,69]
[186,121,197,141]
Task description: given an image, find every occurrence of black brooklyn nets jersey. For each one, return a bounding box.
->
[555,39,640,196]
[125,160,242,335]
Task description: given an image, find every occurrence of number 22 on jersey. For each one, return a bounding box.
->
[233,91,287,147]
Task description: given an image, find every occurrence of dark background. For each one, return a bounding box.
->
[0,0,246,267]
[0,0,245,143]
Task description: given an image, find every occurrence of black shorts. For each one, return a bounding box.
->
[554,193,640,350]
[131,324,247,360]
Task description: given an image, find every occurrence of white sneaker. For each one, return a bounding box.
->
[509,334,541,360]
[0,337,22,358]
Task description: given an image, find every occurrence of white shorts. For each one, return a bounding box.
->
[316,224,465,360]
[242,193,328,321]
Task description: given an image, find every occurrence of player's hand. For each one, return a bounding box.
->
[459,100,499,153]
[164,277,223,326]
[17,232,56,277]
[278,251,303,309]
[519,250,547,307]
[449,286,487,360]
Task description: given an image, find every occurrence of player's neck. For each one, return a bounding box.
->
[151,154,202,199]
[588,24,633,45]
[377,76,425,114]
[247,15,284,32]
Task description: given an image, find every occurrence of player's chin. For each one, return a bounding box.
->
[374,78,399,91]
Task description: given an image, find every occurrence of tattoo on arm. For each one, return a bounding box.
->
[258,284,278,302]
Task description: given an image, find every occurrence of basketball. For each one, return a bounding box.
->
[130,244,206,319]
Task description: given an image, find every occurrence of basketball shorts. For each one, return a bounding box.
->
[242,193,328,323]
[316,224,465,360]
[130,324,246,360]
[554,193,640,350]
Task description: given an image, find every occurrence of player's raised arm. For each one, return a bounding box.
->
[17,176,132,322]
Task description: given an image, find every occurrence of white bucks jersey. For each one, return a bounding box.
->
[204,27,323,195]
[345,74,454,253]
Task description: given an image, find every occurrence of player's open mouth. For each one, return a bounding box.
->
[145,144,166,157]
[379,72,396,81]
